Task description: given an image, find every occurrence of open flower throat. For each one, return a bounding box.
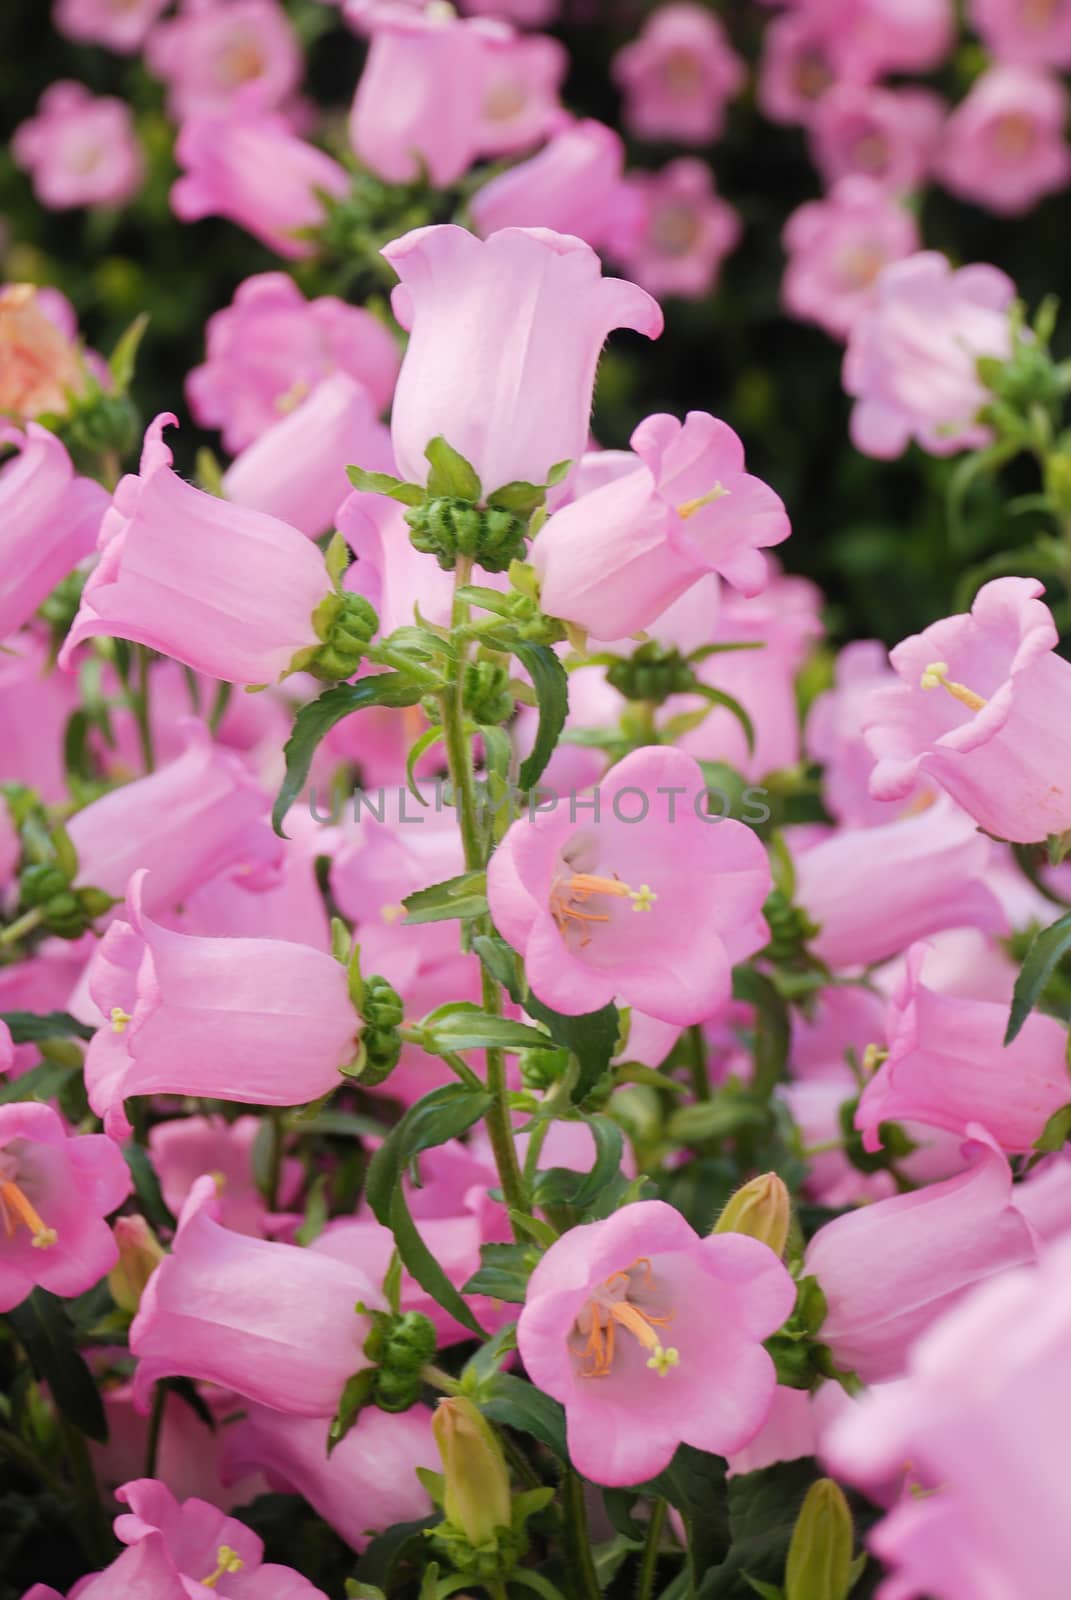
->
[550,834,658,949]
[0,1152,57,1250]
[574,1258,680,1380]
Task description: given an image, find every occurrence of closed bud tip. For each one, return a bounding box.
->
[713,1172,791,1259]
[785,1478,854,1600]
[108,1214,166,1314]
[432,1396,511,1550]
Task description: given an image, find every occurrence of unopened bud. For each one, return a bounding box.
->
[785,1478,854,1600]
[432,1396,511,1549]
[108,1215,166,1313]
[713,1172,791,1258]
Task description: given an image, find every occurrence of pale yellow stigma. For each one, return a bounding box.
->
[677,483,729,519]
[110,1007,132,1033]
[0,1181,57,1250]
[381,903,406,925]
[201,1545,245,1588]
[647,1345,680,1377]
[550,873,658,948]
[919,662,987,713]
[861,1043,889,1078]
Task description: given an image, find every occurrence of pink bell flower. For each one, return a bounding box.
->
[476,30,569,157]
[149,1115,303,1238]
[757,10,874,129]
[23,1532,190,1600]
[54,0,169,54]
[611,3,747,146]
[782,179,921,342]
[382,224,661,496]
[936,65,1071,217]
[0,635,81,805]
[0,423,106,641]
[12,82,144,210]
[863,577,1071,843]
[487,745,771,1025]
[808,84,944,194]
[0,1102,131,1312]
[470,119,629,252]
[968,0,1071,69]
[517,1198,795,1485]
[804,637,908,824]
[145,0,302,121]
[60,414,336,687]
[610,159,742,301]
[83,870,359,1139]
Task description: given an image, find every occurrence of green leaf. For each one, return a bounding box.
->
[273,674,423,835]
[1006,909,1071,1042]
[471,934,524,1003]
[1034,1102,1071,1153]
[545,459,572,488]
[324,530,351,590]
[530,1115,624,1209]
[668,1097,769,1146]
[454,585,516,619]
[731,968,790,1099]
[365,1086,492,1336]
[425,436,482,502]
[698,1461,824,1600]
[402,871,488,925]
[743,1581,783,1600]
[645,1445,731,1573]
[346,465,425,506]
[122,1141,177,1234]
[510,639,569,791]
[107,312,149,393]
[0,1011,95,1045]
[5,1289,108,1443]
[694,685,756,757]
[462,1241,539,1302]
[523,994,619,1105]
[420,1002,550,1055]
[328,1369,377,1454]
[294,1173,331,1247]
[0,1059,80,1107]
[479,1372,567,1458]
[406,726,447,806]
[486,480,544,517]
[352,1514,440,1592]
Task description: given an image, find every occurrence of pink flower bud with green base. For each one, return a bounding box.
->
[83,869,360,1139]
[0,422,107,641]
[517,1198,796,1485]
[863,576,1071,843]
[611,3,746,145]
[0,1102,131,1312]
[130,1175,383,1417]
[487,745,771,1026]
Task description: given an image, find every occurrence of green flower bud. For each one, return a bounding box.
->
[432,1397,512,1551]
[714,1172,791,1258]
[406,498,529,574]
[462,660,513,725]
[785,1479,855,1600]
[605,643,697,705]
[303,593,379,684]
[19,862,70,909]
[762,889,820,964]
[361,974,404,1031]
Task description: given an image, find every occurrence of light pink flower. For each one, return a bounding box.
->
[60,414,334,686]
[471,119,629,251]
[223,374,393,538]
[477,31,569,157]
[83,870,359,1138]
[149,1115,302,1238]
[808,84,944,194]
[518,1199,795,1485]
[857,941,1071,1154]
[843,251,1016,459]
[794,793,1007,970]
[864,577,1071,843]
[0,423,106,640]
[533,410,789,639]
[487,745,771,1024]
[383,224,661,495]
[805,1128,1038,1382]
[969,0,1071,69]
[936,65,1071,217]
[13,81,144,210]
[130,1175,382,1415]
[220,1406,437,1553]
[782,179,920,341]
[757,11,874,128]
[187,273,399,455]
[0,1103,131,1312]
[54,0,169,54]
[611,159,742,301]
[824,1232,1071,1599]
[93,1382,265,1512]
[145,0,302,120]
[805,638,909,824]
[172,103,349,259]
[611,3,746,145]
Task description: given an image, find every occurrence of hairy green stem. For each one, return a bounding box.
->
[636,1499,667,1600]
[561,1468,602,1600]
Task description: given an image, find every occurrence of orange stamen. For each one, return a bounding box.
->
[0,1180,57,1249]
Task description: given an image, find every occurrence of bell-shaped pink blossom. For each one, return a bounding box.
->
[130,1176,382,1416]
[857,941,1071,1154]
[54,0,169,54]
[383,224,661,496]
[221,1405,437,1552]
[67,720,281,917]
[843,251,1016,459]
[805,637,908,824]
[83,870,359,1139]
[533,411,789,639]
[93,1381,265,1512]
[518,1199,795,1485]
[186,272,400,455]
[149,1115,302,1238]
[0,635,81,805]
[863,577,1071,843]
[476,30,569,157]
[611,3,747,145]
[172,102,349,259]
[782,178,921,341]
[145,0,302,121]
[0,423,106,641]
[488,745,771,1025]
[808,84,944,194]
[60,415,334,686]
[805,1128,1038,1382]
[24,1532,191,1600]
[969,0,1071,69]
[471,119,629,251]
[936,65,1071,217]
[223,374,393,538]
[793,793,1007,970]
[610,159,742,301]
[13,82,144,210]
[757,11,874,128]
[0,1102,131,1312]
[824,1232,1071,1599]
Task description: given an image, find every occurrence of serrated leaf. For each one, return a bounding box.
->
[462,1241,538,1302]
[695,685,755,757]
[510,639,569,791]
[425,436,481,502]
[523,994,619,1104]
[6,1289,108,1443]
[402,871,488,925]
[472,934,525,1004]
[346,465,425,506]
[479,1372,567,1458]
[1006,909,1071,1042]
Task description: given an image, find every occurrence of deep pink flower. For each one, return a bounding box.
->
[808,83,944,194]
[54,0,169,54]
[611,3,747,146]
[60,415,335,686]
[805,1128,1038,1382]
[782,179,920,341]
[488,745,771,1024]
[146,0,302,120]
[471,119,630,251]
[863,577,1071,843]
[83,870,359,1138]
[611,159,742,301]
[383,224,661,495]
[13,82,144,210]
[969,0,1071,68]
[0,423,106,640]
[843,251,1016,459]
[533,410,789,638]
[936,65,1071,217]
[149,1115,302,1238]
[0,1103,131,1312]
[93,1382,263,1512]
[172,103,349,259]
[130,1176,382,1415]
[518,1199,795,1484]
